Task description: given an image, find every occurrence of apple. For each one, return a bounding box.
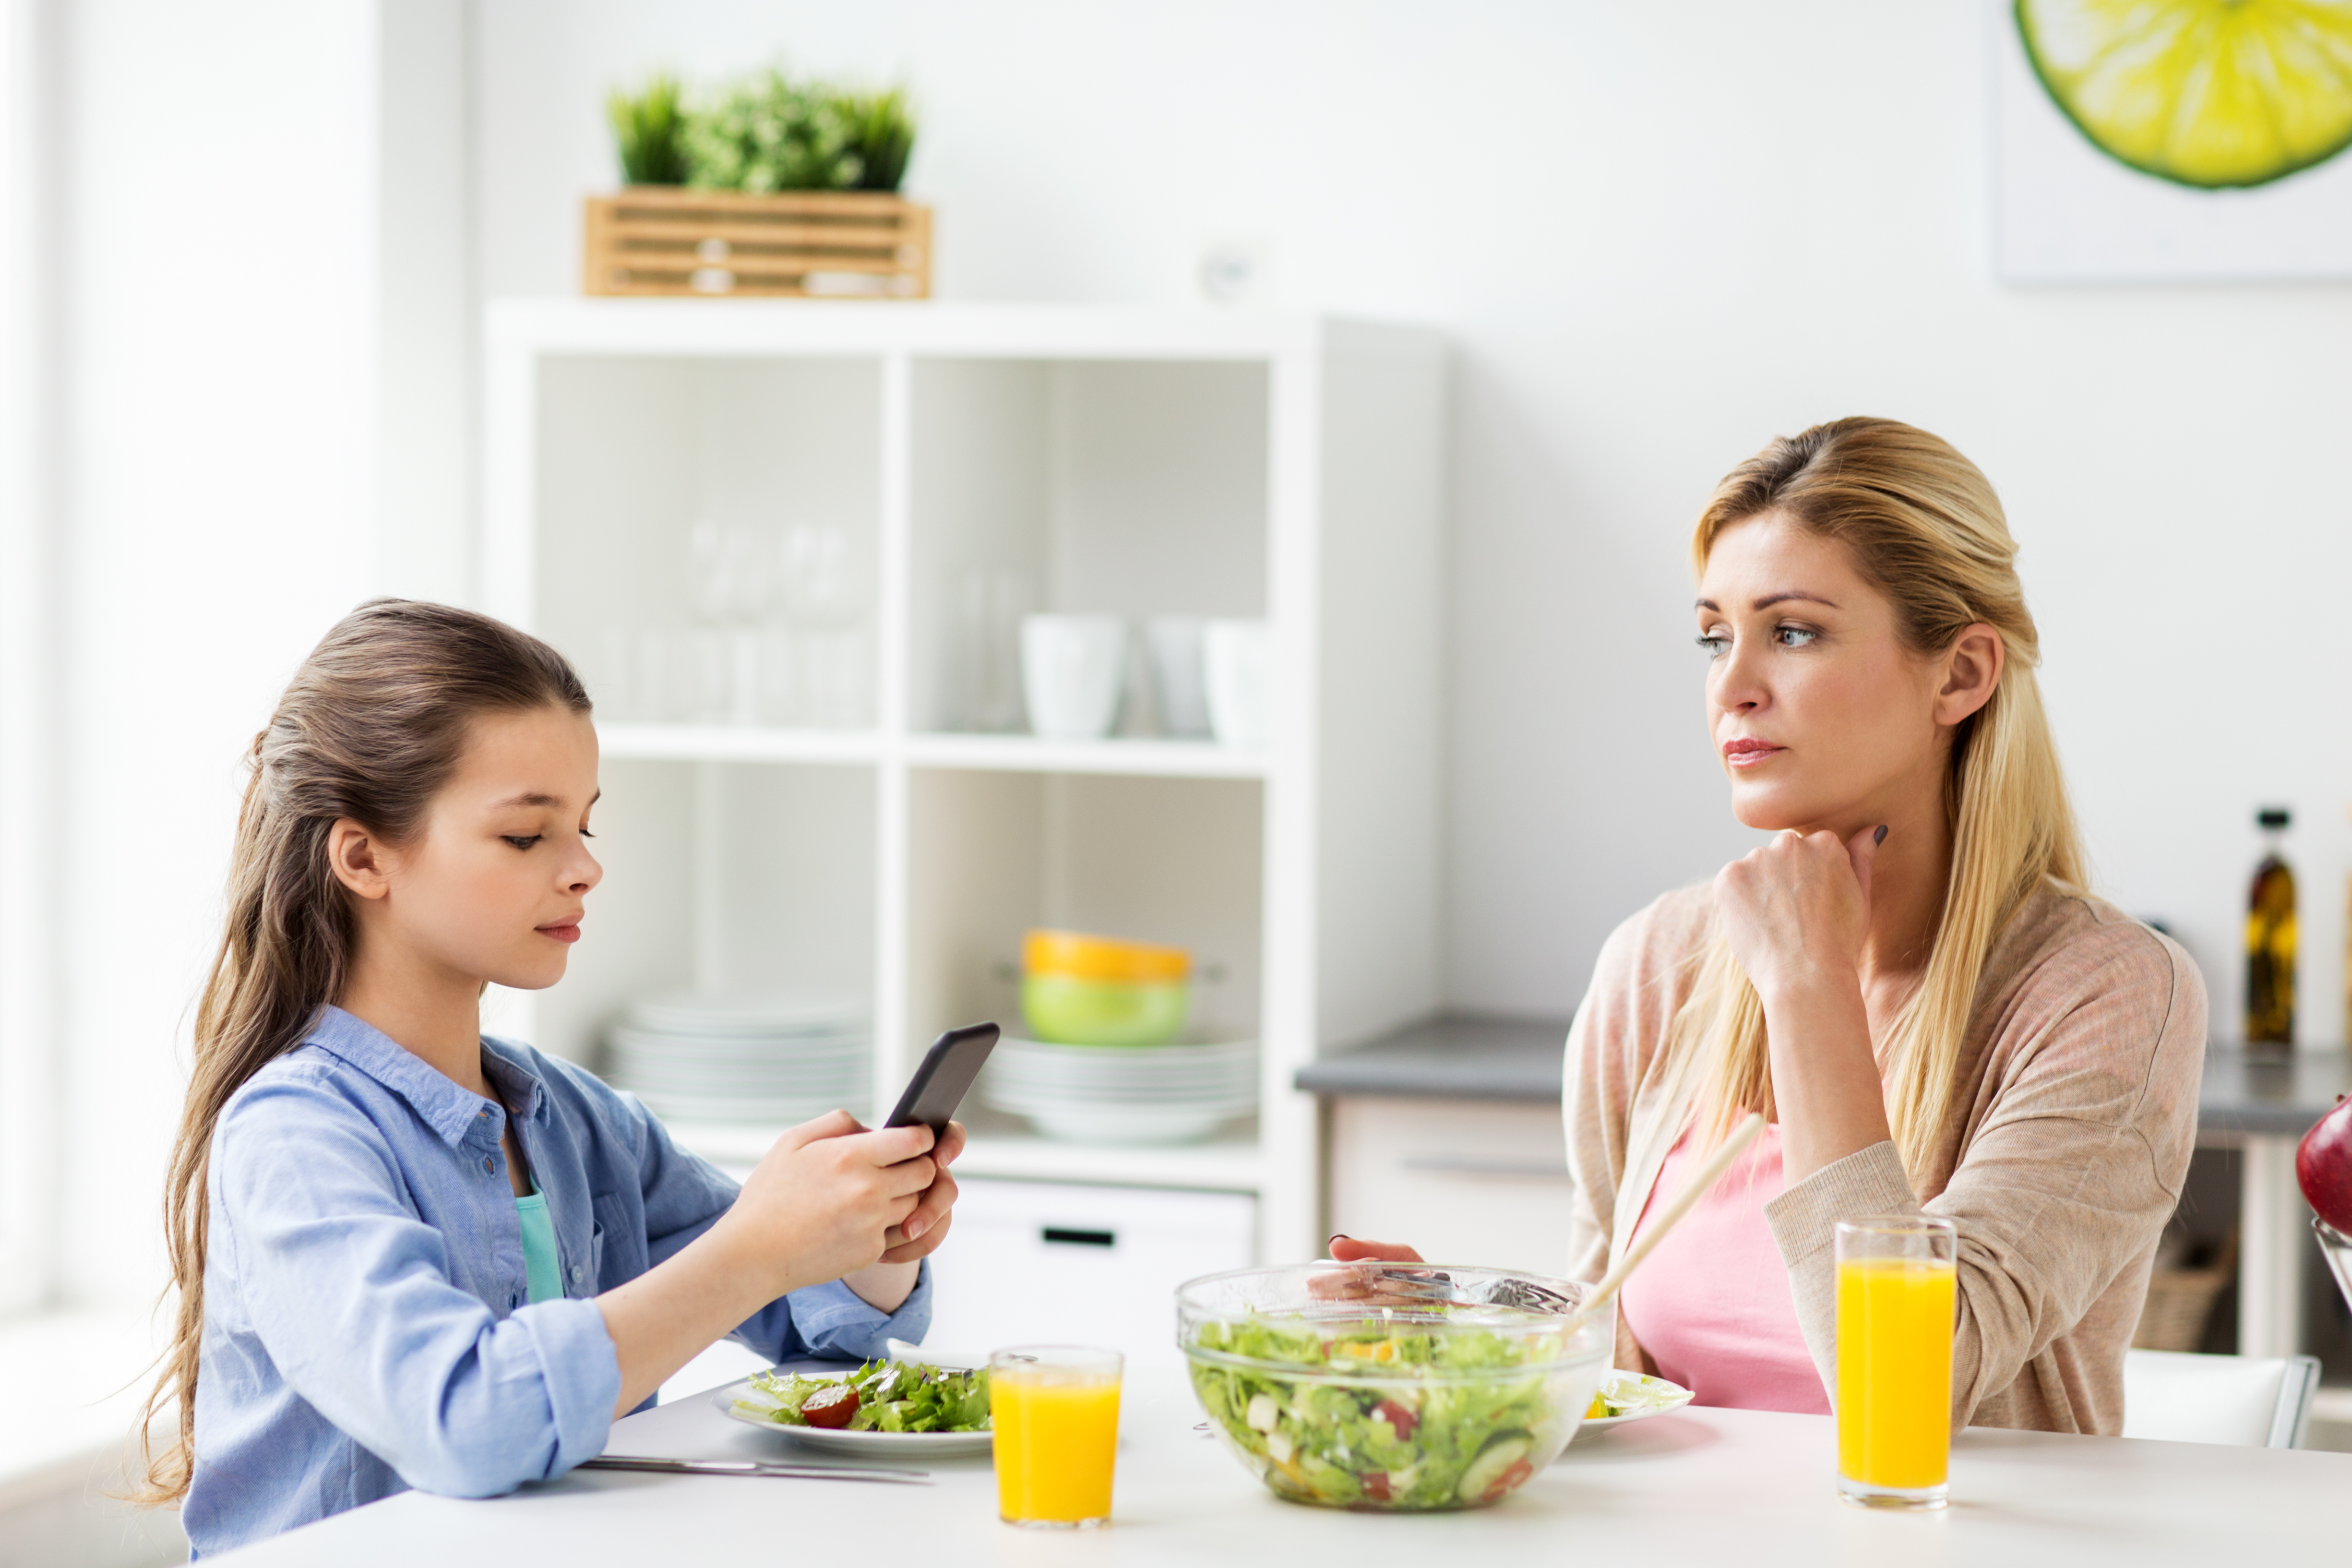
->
[2296,1094,2352,1234]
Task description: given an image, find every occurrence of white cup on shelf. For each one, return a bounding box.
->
[1145,618,1213,739]
[1020,615,1127,740]
[1203,620,1271,750]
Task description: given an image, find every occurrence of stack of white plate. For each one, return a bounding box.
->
[979,1036,1257,1145]
[606,991,868,1125]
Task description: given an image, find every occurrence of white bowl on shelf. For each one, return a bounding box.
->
[979,1036,1258,1146]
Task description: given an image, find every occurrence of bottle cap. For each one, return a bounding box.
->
[2258,807,2291,830]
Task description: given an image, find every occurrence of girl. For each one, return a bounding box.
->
[1337,418,2204,1433]
[139,600,961,1555]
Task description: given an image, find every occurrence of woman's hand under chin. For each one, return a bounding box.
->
[1713,823,1898,1183]
[1713,824,1882,1001]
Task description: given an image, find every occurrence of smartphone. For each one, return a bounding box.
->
[883,1022,999,1136]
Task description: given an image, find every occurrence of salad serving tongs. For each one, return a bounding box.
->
[580,1455,932,1485]
[1554,1111,1767,1338]
[1322,1113,1766,1329]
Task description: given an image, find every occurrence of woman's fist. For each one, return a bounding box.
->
[1713,824,1883,1000]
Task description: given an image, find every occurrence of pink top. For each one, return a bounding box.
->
[1614,1120,1830,1414]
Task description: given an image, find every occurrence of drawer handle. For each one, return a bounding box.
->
[1398,1155,1570,1181]
[1042,1227,1116,1247]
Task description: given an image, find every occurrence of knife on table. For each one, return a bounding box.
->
[579,1455,932,1485]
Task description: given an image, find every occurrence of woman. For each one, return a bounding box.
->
[1338,418,2203,1433]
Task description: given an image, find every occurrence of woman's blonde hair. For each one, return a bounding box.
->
[1669,417,2084,1179]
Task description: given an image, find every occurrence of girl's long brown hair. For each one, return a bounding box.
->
[137,599,589,1506]
[1665,418,2085,1181]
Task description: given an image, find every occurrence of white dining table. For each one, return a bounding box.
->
[213,1364,2351,1565]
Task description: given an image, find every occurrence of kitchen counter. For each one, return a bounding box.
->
[1304,1023,2350,1358]
[214,1364,2351,1565]
[2192,1045,2352,1359]
[1302,1020,2352,1137]
[1295,1013,1570,1102]
[2198,1044,2352,1136]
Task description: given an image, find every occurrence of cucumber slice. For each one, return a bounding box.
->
[1455,1434,1533,1504]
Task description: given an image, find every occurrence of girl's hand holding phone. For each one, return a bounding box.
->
[723,1110,943,1292]
[879,1118,965,1265]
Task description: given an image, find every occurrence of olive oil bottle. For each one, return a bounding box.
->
[2245,806,2295,1049]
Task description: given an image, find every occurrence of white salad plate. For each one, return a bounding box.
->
[604,989,873,1127]
[714,1380,996,1458]
[1577,1371,1695,1432]
[979,1036,1259,1145]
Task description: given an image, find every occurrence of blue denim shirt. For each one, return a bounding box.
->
[184,1006,931,1557]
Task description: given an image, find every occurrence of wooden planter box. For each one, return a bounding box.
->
[582,188,932,299]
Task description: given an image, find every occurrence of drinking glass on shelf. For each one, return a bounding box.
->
[1835,1215,1957,1510]
[687,519,777,627]
[630,630,673,722]
[750,626,798,726]
[669,629,733,723]
[1145,617,1212,738]
[991,1346,1122,1529]
[797,625,872,729]
[779,523,865,623]
[1203,620,1270,749]
[952,565,1034,732]
[584,628,637,720]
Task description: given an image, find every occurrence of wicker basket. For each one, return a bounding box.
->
[582,188,932,299]
[2133,1229,2236,1352]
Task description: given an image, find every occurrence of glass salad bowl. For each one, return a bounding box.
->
[1177,1262,1612,1511]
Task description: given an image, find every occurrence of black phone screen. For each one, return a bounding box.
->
[883,1022,999,1134]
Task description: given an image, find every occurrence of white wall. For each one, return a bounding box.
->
[472,0,2352,1043]
[48,0,436,1309]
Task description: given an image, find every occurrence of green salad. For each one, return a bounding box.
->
[1186,1316,1584,1510]
[733,1360,991,1434]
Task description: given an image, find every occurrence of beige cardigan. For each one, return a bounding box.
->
[1561,881,2206,1434]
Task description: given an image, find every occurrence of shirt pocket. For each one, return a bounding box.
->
[588,1190,642,1291]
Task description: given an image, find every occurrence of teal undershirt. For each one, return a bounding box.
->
[514,1188,563,1304]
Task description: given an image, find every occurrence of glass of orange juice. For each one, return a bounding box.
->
[990,1345,1123,1529]
[1835,1215,1957,1510]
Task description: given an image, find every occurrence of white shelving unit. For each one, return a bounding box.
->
[482,299,1446,1263]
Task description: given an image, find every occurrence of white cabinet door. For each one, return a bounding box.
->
[921,1178,1257,1369]
[1327,1098,1576,1278]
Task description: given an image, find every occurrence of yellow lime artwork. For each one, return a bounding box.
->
[2018,0,2352,189]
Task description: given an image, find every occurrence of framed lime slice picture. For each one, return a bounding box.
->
[2017,0,2352,189]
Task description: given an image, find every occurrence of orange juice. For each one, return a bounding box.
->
[1836,1256,1956,1491]
[991,1367,1122,1525]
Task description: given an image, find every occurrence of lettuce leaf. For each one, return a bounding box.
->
[733,1359,992,1434]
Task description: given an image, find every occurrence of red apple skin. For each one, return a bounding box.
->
[2297,1095,2352,1235]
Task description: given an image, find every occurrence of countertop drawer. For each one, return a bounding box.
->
[1327,1098,1575,1278]
[923,1177,1257,1368]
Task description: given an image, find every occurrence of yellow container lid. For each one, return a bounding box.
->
[1024,929,1190,984]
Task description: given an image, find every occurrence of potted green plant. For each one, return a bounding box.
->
[585,69,929,299]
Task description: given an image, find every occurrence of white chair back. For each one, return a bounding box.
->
[2122,1348,2318,1448]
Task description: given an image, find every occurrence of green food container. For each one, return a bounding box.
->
[1020,929,1191,1045]
[1020,972,1189,1046]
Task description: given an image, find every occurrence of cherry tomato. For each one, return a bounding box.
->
[1480,1458,1534,1503]
[1373,1398,1418,1440]
[801,1385,860,1429]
